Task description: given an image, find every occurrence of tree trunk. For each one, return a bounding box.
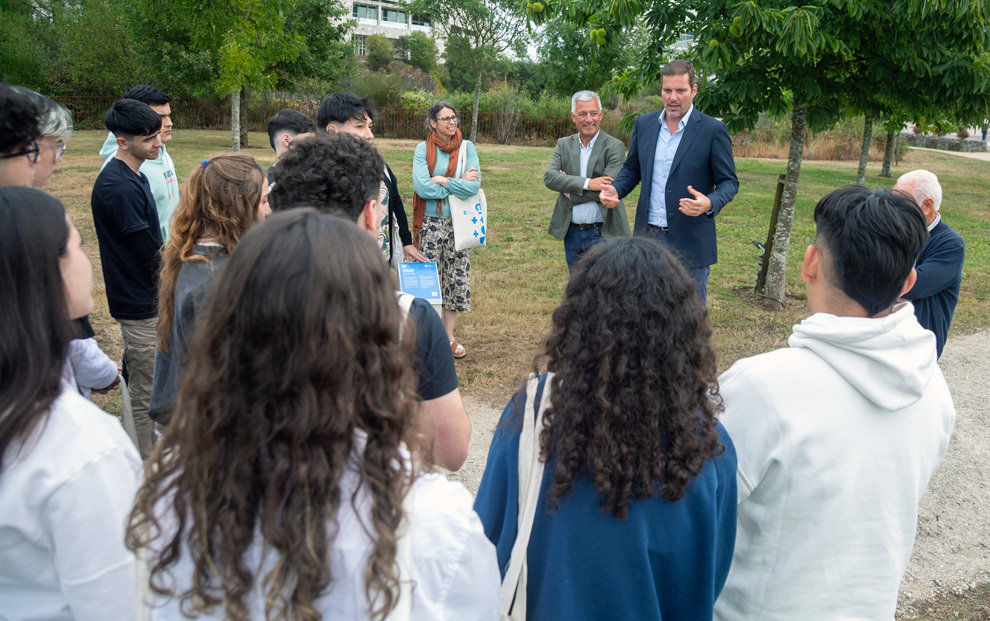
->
[760,103,807,309]
[470,71,482,143]
[231,88,241,152]
[239,89,249,148]
[856,114,873,185]
[880,131,895,177]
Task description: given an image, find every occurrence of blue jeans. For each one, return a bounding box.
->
[564,223,605,273]
[643,225,711,306]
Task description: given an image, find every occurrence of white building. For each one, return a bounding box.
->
[349,0,445,56]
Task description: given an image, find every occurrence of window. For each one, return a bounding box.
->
[352,4,376,20]
[411,14,431,26]
[353,35,366,55]
[382,8,406,23]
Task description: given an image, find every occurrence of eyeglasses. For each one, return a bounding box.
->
[0,140,40,164]
[39,141,67,163]
[437,115,459,123]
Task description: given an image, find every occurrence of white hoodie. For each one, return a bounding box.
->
[714,303,955,621]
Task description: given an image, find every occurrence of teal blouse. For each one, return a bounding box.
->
[412,139,482,219]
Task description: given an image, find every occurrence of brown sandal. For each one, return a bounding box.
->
[450,339,466,359]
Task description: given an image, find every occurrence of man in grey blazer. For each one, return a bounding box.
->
[545,90,630,272]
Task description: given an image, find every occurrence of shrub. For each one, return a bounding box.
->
[396,32,438,74]
[366,34,394,72]
[400,90,433,110]
[349,67,405,107]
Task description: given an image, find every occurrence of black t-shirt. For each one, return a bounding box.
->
[90,158,163,320]
[408,298,459,400]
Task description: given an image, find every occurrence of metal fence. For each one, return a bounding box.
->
[52,94,893,158]
[51,94,619,146]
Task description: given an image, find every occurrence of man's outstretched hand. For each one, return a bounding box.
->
[600,184,620,208]
[678,185,712,216]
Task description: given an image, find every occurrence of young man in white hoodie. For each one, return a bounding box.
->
[714,185,956,621]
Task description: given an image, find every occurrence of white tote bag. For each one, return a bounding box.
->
[499,372,554,621]
[449,141,487,251]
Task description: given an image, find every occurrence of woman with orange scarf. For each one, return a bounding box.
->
[412,101,481,360]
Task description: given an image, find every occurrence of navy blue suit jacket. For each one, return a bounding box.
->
[903,218,965,358]
[611,108,738,268]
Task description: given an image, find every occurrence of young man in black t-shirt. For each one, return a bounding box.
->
[90,99,163,459]
[268,132,471,471]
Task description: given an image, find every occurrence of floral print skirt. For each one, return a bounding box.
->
[419,216,470,313]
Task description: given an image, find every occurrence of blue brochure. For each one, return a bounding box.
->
[397,262,442,306]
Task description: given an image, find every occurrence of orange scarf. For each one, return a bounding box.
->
[413,128,462,242]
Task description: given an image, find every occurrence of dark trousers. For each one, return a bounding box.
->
[644,224,711,305]
[564,222,605,273]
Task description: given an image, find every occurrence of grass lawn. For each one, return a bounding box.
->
[48,130,989,618]
[52,129,990,405]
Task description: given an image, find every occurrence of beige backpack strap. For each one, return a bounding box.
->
[499,371,554,620]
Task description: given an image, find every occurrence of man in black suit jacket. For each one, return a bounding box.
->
[601,59,738,304]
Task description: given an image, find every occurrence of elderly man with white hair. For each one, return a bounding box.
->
[893,169,966,358]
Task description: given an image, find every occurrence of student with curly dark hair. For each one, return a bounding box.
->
[0,187,141,618]
[0,83,42,187]
[127,210,498,619]
[148,152,270,424]
[475,236,737,621]
[318,92,427,266]
[270,132,471,472]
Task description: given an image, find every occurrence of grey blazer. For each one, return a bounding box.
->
[544,131,630,241]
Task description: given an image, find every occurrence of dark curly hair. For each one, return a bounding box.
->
[535,236,724,519]
[127,210,421,620]
[268,132,383,219]
[0,83,42,154]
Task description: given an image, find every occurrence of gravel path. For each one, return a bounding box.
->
[452,329,990,613]
[897,329,990,613]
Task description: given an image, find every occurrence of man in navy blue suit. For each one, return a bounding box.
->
[600,59,738,304]
[893,169,966,358]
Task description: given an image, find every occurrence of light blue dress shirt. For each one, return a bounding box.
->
[649,106,694,228]
[572,131,603,224]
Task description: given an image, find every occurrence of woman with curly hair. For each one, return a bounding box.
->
[0,187,142,618]
[127,210,499,620]
[475,236,737,621]
[148,152,270,424]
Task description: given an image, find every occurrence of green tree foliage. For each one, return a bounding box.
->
[275,0,357,91]
[442,32,487,92]
[396,31,438,74]
[403,0,526,141]
[530,0,990,308]
[366,34,395,72]
[49,0,147,96]
[535,20,631,99]
[0,1,54,89]
[135,0,306,150]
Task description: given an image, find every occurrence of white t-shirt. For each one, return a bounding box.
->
[0,384,142,620]
[144,453,500,620]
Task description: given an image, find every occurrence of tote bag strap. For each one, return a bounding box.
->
[499,371,554,620]
[455,141,468,179]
